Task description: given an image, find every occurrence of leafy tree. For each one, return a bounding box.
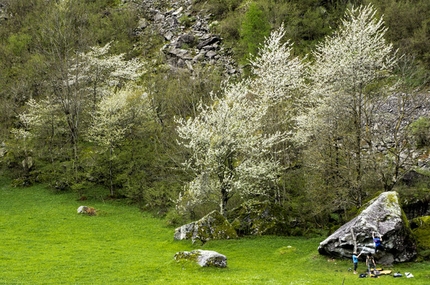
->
[11,41,144,187]
[296,4,398,208]
[176,26,306,216]
[176,82,286,216]
[87,87,153,196]
[370,0,430,68]
[249,24,307,103]
[370,92,429,192]
[239,2,270,60]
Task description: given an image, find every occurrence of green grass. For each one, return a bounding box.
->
[1,182,429,284]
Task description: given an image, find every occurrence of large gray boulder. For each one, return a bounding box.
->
[318,191,416,264]
[174,250,227,267]
[174,210,238,244]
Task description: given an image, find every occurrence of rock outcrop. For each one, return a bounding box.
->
[136,0,239,75]
[174,249,227,267]
[318,191,416,264]
[229,201,291,236]
[174,210,238,243]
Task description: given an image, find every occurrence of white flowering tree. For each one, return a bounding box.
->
[10,113,35,182]
[176,26,306,216]
[61,42,145,159]
[69,42,145,105]
[87,87,153,196]
[249,24,307,103]
[17,42,145,183]
[296,5,398,207]
[176,82,286,216]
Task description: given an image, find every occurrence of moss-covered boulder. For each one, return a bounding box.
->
[174,210,238,243]
[411,216,430,260]
[174,249,227,267]
[228,200,290,236]
[318,191,416,264]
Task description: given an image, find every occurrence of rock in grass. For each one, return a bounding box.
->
[174,250,227,268]
[228,200,291,236]
[174,210,237,244]
[77,205,96,216]
[318,191,416,264]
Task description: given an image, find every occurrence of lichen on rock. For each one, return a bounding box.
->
[174,249,227,267]
[174,210,238,243]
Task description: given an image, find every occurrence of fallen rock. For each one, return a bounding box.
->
[77,205,96,216]
[174,210,238,243]
[228,200,291,236]
[318,191,416,264]
[197,35,221,49]
[174,249,227,267]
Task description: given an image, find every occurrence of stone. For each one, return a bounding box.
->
[164,31,174,41]
[172,7,184,16]
[197,35,221,49]
[77,205,96,216]
[174,249,227,267]
[175,34,195,48]
[153,13,165,22]
[205,50,217,59]
[167,48,192,60]
[137,18,148,30]
[135,0,240,74]
[174,210,238,243]
[318,191,416,264]
[77,205,87,214]
[228,200,291,236]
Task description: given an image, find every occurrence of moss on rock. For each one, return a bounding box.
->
[228,200,290,236]
[194,210,238,242]
[411,216,430,260]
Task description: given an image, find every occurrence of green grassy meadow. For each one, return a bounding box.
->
[1,181,429,284]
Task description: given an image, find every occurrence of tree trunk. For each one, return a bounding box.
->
[220,186,229,217]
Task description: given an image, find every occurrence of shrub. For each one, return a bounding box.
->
[410,117,430,148]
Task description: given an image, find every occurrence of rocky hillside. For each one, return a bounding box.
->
[132,0,239,75]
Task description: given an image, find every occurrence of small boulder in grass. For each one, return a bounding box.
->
[174,250,227,268]
[77,205,96,216]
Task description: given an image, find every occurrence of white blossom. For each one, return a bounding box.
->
[175,25,305,214]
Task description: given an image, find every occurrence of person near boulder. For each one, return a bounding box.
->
[372,232,384,253]
[366,253,376,274]
[352,251,363,274]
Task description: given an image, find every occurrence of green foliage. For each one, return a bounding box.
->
[411,216,430,260]
[200,0,242,18]
[179,14,196,28]
[410,117,430,148]
[371,0,430,75]
[239,2,270,60]
[6,33,31,56]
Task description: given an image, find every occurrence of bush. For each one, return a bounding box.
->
[410,117,430,148]
[239,2,270,60]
